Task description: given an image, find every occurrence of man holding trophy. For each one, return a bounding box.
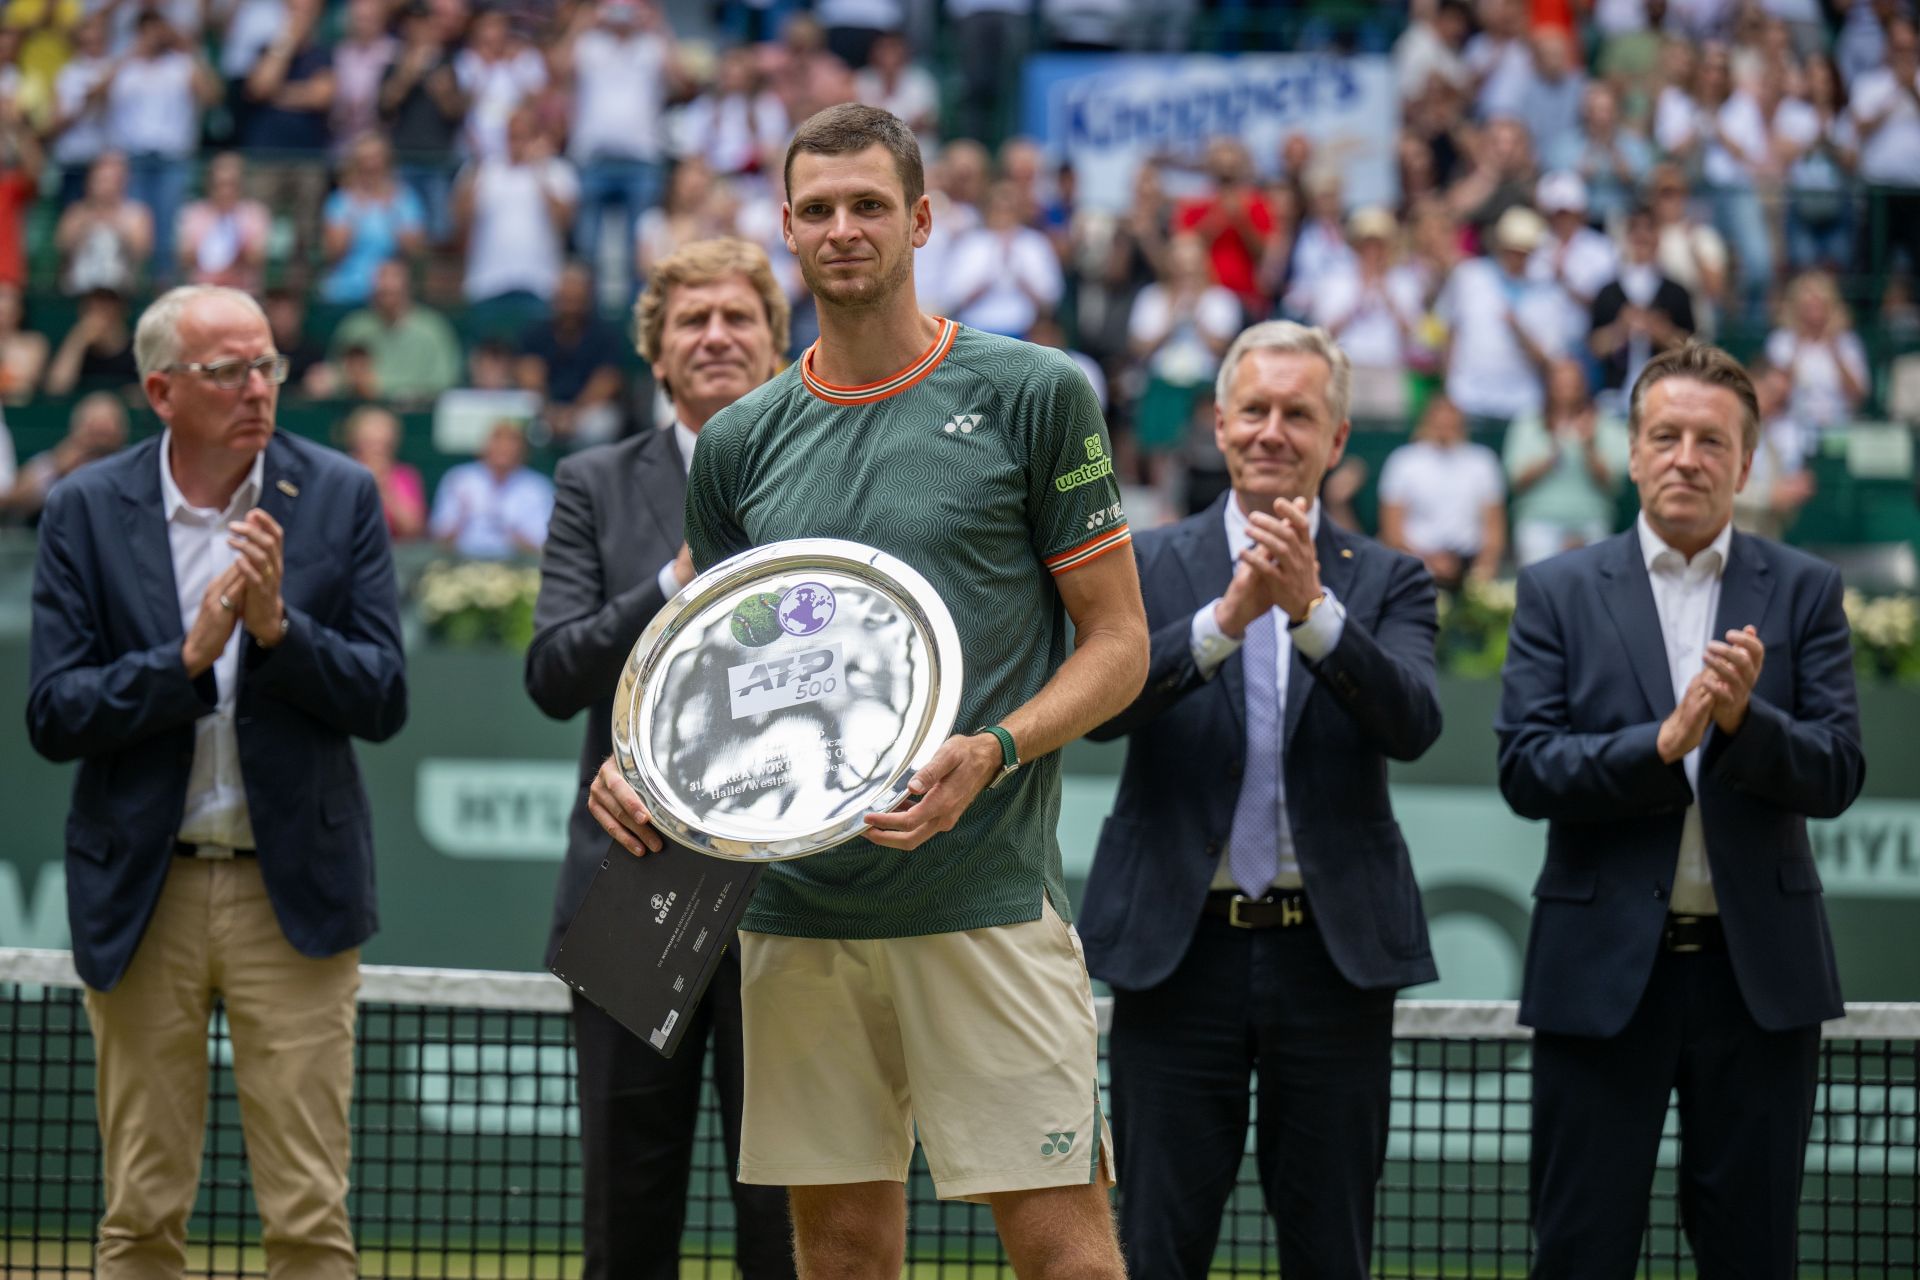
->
[587,105,1148,1278]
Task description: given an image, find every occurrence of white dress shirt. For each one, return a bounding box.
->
[653,420,698,599]
[1190,498,1347,890]
[163,431,264,851]
[1638,512,1734,915]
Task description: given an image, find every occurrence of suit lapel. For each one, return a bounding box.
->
[636,426,689,550]
[1284,518,1355,747]
[257,434,305,561]
[118,439,184,642]
[1174,494,1243,738]
[1712,531,1775,643]
[1600,530,1677,720]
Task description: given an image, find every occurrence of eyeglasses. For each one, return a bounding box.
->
[168,354,291,390]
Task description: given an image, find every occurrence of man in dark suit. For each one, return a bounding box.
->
[1084,320,1443,1279]
[26,285,407,1278]
[1588,204,1695,400]
[1497,342,1865,1279]
[525,238,795,1280]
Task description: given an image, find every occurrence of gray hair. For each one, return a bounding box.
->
[134,285,269,378]
[1214,320,1353,426]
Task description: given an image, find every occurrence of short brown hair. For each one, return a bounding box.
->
[633,237,791,368]
[1627,342,1759,453]
[782,103,925,207]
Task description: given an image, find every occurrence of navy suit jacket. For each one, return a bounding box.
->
[1496,528,1864,1038]
[525,427,686,964]
[1082,495,1444,994]
[26,432,408,991]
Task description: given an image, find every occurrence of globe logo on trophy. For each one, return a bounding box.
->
[777,582,836,637]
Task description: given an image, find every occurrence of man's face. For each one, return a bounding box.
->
[1214,348,1349,507]
[1629,377,1753,548]
[147,296,280,460]
[373,264,410,315]
[655,274,778,410]
[783,145,928,313]
[482,424,526,474]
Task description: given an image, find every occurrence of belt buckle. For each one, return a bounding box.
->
[1228,894,1258,929]
[1667,914,1703,953]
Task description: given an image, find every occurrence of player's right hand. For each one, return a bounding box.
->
[589,755,665,856]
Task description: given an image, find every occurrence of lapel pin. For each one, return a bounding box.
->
[1340,548,1353,559]
[276,479,299,498]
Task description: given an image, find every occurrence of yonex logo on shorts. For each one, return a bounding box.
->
[1041,1130,1077,1156]
[942,413,983,434]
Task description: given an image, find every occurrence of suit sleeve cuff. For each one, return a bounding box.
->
[1288,586,1345,661]
[656,558,681,601]
[1191,599,1242,678]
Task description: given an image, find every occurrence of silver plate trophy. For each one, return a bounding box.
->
[611,538,964,861]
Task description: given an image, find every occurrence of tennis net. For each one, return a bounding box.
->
[2,948,1914,1278]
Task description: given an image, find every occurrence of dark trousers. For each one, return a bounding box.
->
[571,947,795,1280]
[1530,949,1820,1280]
[1108,911,1396,1280]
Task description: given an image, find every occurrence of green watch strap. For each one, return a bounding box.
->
[979,724,1020,787]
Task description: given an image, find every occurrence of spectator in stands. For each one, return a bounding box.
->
[1778,53,1858,274]
[329,0,398,158]
[1648,164,1730,341]
[1837,0,1901,87]
[237,0,334,265]
[56,151,150,297]
[1529,172,1618,315]
[1283,171,1354,320]
[456,106,578,307]
[320,134,427,305]
[1466,0,1533,120]
[1436,206,1567,425]
[0,390,125,524]
[1590,204,1697,401]
[106,12,218,279]
[1656,43,1774,320]
[1766,268,1869,434]
[943,178,1063,338]
[635,157,732,280]
[1128,233,1240,482]
[1595,1,1669,128]
[1504,357,1631,565]
[1176,136,1282,318]
[1737,355,1818,539]
[519,262,627,448]
[677,46,789,183]
[816,0,902,68]
[217,0,287,138]
[854,32,938,149]
[552,0,686,287]
[1379,392,1508,590]
[1447,114,1538,240]
[341,404,426,540]
[947,0,1031,144]
[0,282,47,404]
[46,288,137,396]
[1546,82,1653,228]
[1395,0,1472,102]
[48,12,112,207]
[1518,28,1589,163]
[176,152,271,293]
[0,101,40,291]
[1849,16,1920,280]
[914,138,987,308]
[456,7,547,163]
[329,258,464,405]
[430,418,554,558]
[380,1,466,244]
[0,409,12,500]
[261,286,328,394]
[1074,159,1170,368]
[1311,207,1424,420]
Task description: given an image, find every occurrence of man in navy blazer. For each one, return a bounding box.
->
[1084,321,1442,1278]
[26,285,406,1278]
[1497,342,1864,1279]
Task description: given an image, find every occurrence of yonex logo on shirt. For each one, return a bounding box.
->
[943,413,984,435]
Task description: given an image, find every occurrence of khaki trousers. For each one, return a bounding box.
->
[82,857,359,1280]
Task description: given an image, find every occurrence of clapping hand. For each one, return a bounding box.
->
[1702,626,1764,734]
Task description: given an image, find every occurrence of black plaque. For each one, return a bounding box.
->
[550,842,762,1058]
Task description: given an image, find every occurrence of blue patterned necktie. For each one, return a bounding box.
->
[1226,609,1281,899]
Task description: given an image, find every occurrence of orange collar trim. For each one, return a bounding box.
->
[800,318,957,405]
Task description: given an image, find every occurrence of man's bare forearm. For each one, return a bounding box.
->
[997,619,1148,762]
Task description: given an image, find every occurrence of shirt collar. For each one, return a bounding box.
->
[670,419,697,476]
[160,428,265,521]
[1637,510,1733,581]
[1224,492,1321,556]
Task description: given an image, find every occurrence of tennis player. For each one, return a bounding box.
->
[590,104,1147,1278]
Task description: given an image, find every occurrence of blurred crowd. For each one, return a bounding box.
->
[0,0,1916,579]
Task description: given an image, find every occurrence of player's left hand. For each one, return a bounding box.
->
[862,732,1002,851]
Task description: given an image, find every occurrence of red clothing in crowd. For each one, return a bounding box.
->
[1174,190,1277,311]
[0,170,36,288]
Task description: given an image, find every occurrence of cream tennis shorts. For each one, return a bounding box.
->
[735,897,1115,1202]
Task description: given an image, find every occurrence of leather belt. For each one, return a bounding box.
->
[174,841,256,860]
[1203,890,1311,930]
[1661,914,1724,953]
